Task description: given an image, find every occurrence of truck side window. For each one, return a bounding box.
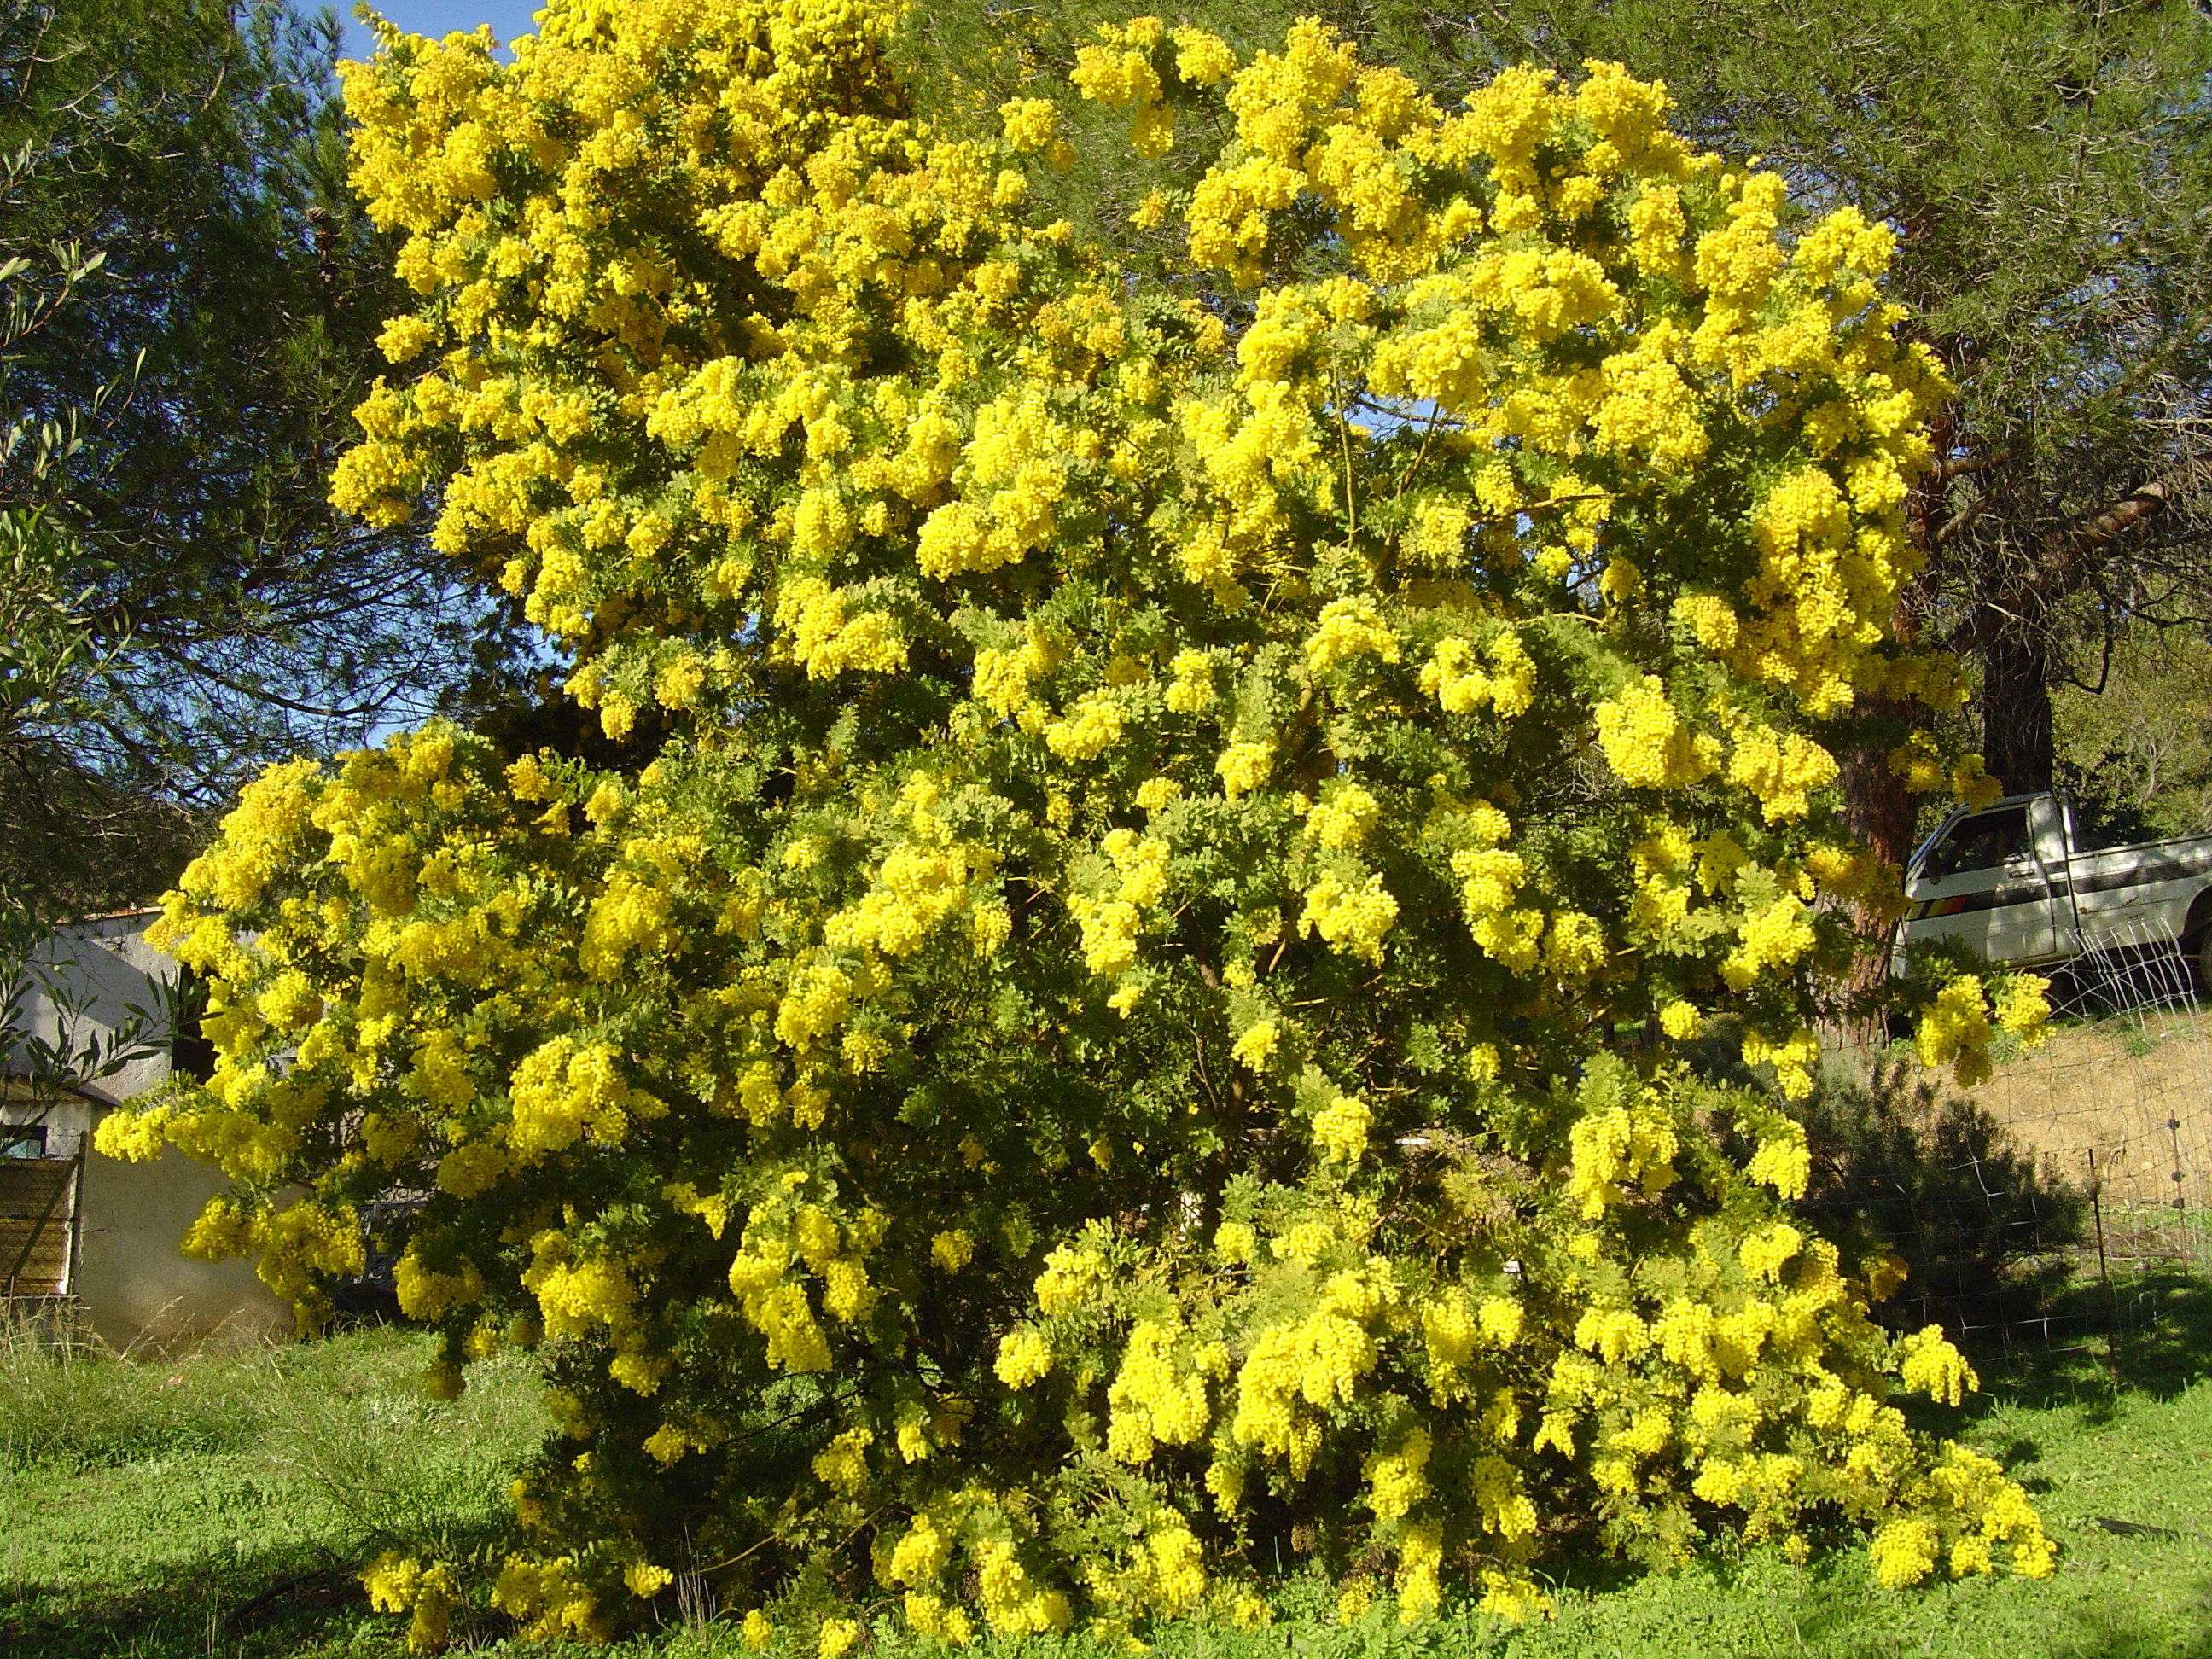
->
[1922,806,2030,881]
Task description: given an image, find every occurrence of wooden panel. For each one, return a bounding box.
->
[0,1158,76,1296]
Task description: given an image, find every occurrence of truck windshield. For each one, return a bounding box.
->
[1919,806,2030,881]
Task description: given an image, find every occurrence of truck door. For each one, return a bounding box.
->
[1903,800,2064,967]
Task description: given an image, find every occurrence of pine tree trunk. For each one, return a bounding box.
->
[1842,695,1924,874]
[1839,582,1932,1025]
[1978,620,2054,796]
[1842,680,1924,1020]
[1837,410,1948,1020]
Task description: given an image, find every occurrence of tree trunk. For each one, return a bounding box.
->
[1836,410,1949,1017]
[1838,585,1934,1023]
[1840,680,1925,1021]
[1978,621,2053,796]
[1842,695,1924,873]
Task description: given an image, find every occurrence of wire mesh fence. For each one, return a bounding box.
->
[1808,916,2212,1372]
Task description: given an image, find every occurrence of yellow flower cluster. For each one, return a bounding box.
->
[1363,1427,1430,1520]
[1106,1322,1219,1461]
[1867,1518,1938,1590]
[1419,632,1537,719]
[1306,783,1380,850]
[1725,723,1840,824]
[1628,823,1694,935]
[1044,692,1126,762]
[363,1551,463,1655]
[1739,1026,1820,1107]
[1068,827,1169,978]
[1231,1274,1394,1476]
[1419,1288,1522,1404]
[1162,648,1214,714]
[492,1553,610,1644]
[509,1036,639,1156]
[976,1538,1073,1636]
[1723,898,1818,993]
[1299,870,1400,964]
[1743,1116,1813,1196]
[774,578,909,680]
[1992,974,2052,1049]
[1215,741,1272,799]
[1310,1090,1372,1162]
[1896,1326,1977,1408]
[995,1327,1053,1388]
[1306,598,1401,676]
[1916,974,1997,1087]
[1594,678,1717,789]
[1738,1222,1802,1283]
[393,1249,486,1321]
[1033,1242,1107,1316]
[1070,17,1173,157]
[1567,1094,1680,1219]
[1449,811,1541,973]
[1230,1018,1278,1072]
[1871,1443,2055,1585]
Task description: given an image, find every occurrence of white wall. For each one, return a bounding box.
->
[3,914,290,1348]
[8,911,179,1106]
[74,1144,291,1349]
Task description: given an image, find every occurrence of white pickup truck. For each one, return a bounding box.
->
[1896,790,2212,980]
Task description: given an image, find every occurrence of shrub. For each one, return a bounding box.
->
[104,2,2057,1645]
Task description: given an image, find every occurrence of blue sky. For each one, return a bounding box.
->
[337,2,544,64]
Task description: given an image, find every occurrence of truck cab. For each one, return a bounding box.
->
[1901,793,2072,970]
[1898,789,2212,981]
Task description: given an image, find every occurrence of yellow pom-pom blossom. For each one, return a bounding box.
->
[1567,1082,1681,1220]
[1311,1090,1372,1162]
[123,9,2030,1644]
[1917,974,2000,1087]
[1594,677,1717,789]
[1992,973,2052,1049]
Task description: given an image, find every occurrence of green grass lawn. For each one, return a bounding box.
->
[4,1283,2209,1659]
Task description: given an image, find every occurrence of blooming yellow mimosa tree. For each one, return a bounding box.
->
[103,1,2056,1646]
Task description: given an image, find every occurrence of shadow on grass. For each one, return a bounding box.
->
[1792,1056,2089,1344]
[0,1494,519,1659]
[2,1357,546,1653]
[1515,1546,2212,1659]
[1790,1586,2212,1659]
[1952,1270,2212,1425]
[1,1537,374,1659]
[1780,1052,2212,1411]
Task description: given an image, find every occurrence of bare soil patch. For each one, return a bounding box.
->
[1959,1017,2212,1262]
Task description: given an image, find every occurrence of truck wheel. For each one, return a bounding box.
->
[2195,930,2212,998]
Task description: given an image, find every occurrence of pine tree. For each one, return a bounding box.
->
[0,0,500,915]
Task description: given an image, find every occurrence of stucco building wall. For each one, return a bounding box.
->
[3,913,290,1348]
